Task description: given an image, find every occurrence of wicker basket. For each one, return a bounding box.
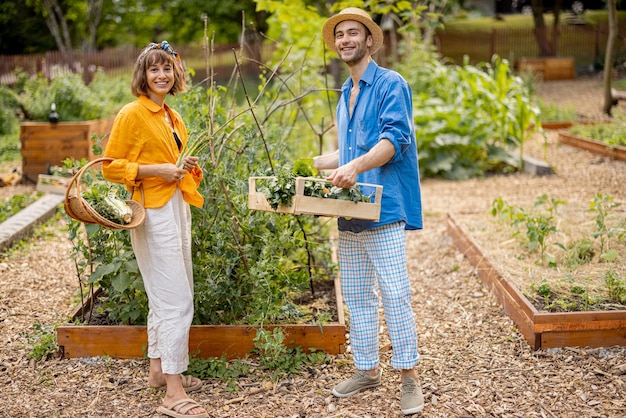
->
[64,157,145,230]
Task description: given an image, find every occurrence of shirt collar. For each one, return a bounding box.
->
[138,95,164,114]
[342,60,379,91]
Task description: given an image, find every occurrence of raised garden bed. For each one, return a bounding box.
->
[558,130,626,162]
[447,213,626,350]
[36,174,71,195]
[57,276,346,359]
[516,57,575,81]
[541,121,576,130]
[20,117,114,183]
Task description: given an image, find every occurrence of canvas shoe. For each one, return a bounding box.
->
[332,369,382,397]
[401,377,424,415]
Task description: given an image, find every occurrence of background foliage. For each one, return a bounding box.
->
[6,69,133,122]
[3,0,542,327]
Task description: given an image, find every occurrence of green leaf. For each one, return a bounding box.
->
[601,249,618,262]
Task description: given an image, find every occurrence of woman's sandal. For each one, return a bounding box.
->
[157,398,209,418]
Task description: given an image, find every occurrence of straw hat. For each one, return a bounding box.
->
[322,7,384,55]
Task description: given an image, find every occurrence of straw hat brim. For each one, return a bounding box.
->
[322,8,384,56]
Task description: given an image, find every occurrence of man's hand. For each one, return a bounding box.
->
[327,163,358,188]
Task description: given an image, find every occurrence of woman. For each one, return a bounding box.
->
[102,41,207,418]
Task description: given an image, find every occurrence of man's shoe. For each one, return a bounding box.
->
[401,377,424,415]
[332,369,381,398]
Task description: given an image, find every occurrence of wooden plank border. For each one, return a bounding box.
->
[57,276,346,359]
[57,323,346,360]
[558,130,626,162]
[446,213,626,350]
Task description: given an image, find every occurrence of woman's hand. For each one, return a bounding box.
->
[180,156,199,172]
[160,163,186,182]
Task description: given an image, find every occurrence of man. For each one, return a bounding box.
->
[314,7,424,416]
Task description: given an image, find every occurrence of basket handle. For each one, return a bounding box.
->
[64,157,144,206]
[65,157,114,203]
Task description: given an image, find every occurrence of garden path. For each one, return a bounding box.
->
[0,75,625,417]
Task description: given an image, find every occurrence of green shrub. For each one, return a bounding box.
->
[537,100,580,122]
[0,192,42,222]
[14,68,132,122]
[404,53,541,180]
[20,322,58,361]
[0,85,19,135]
[570,118,626,147]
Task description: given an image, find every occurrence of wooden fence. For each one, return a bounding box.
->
[1,22,625,85]
[435,21,626,70]
[0,43,272,86]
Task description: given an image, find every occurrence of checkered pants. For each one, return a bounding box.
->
[338,222,419,370]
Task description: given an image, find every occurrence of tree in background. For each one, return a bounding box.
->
[531,0,564,56]
[0,1,56,54]
[25,0,104,52]
[2,0,264,54]
[603,0,618,115]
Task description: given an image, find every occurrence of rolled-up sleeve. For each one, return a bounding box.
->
[376,76,414,163]
[102,108,145,190]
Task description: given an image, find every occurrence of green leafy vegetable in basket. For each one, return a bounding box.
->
[258,159,373,209]
[305,182,373,203]
[262,169,296,210]
[82,186,133,225]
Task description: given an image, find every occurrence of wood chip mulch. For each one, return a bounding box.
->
[1,77,625,417]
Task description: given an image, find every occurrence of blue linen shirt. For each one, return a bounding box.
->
[336,60,423,233]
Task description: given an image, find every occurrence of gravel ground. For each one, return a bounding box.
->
[1,76,625,418]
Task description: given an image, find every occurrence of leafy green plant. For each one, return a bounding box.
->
[187,327,328,389]
[537,99,580,122]
[187,355,251,392]
[0,191,42,222]
[605,270,626,304]
[589,193,624,261]
[252,327,328,382]
[491,194,564,262]
[408,54,541,180]
[569,118,626,147]
[0,85,19,136]
[20,322,58,361]
[64,156,147,325]
[12,68,132,122]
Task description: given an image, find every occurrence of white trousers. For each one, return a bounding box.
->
[130,189,194,375]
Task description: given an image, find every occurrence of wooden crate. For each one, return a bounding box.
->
[248,176,383,221]
[247,176,297,215]
[20,117,114,183]
[517,57,575,81]
[36,174,71,194]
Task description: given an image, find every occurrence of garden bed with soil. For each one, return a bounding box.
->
[438,125,626,350]
[558,130,626,162]
[57,276,346,359]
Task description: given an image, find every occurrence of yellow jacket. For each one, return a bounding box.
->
[102,95,204,208]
